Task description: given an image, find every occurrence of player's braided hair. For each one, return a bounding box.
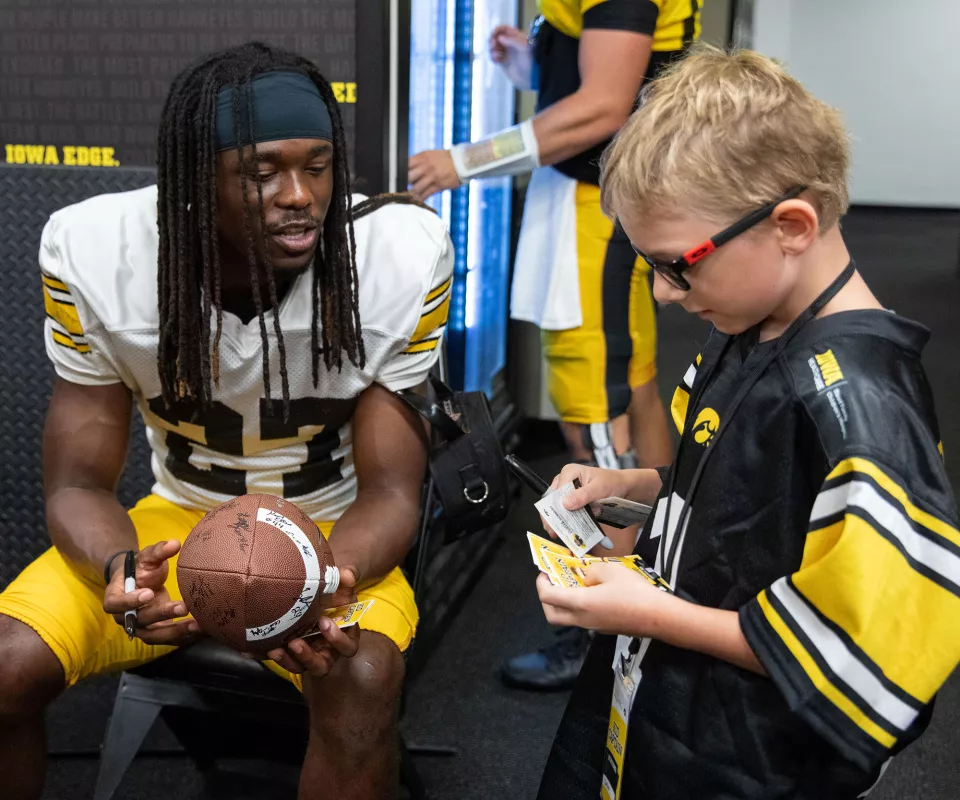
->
[351,192,435,219]
[156,41,363,413]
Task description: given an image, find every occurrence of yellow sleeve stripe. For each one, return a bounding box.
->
[51,330,91,353]
[795,513,960,702]
[827,458,960,550]
[41,274,69,292]
[411,294,450,344]
[402,337,441,355]
[757,590,897,749]
[43,286,85,336]
[801,519,845,570]
[425,276,452,305]
[670,385,689,435]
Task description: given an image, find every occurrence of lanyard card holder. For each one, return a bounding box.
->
[602,636,645,800]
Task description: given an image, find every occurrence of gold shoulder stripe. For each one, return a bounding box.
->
[51,330,90,353]
[412,294,450,343]
[43,286,84,336]
[425,276,453,305]
[42,274,70,293]
[670,385,689,435]
[402,337,440,355]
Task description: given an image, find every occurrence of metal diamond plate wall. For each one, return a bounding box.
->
[0,165,158,588]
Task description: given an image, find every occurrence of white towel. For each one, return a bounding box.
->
[509,167,582,330]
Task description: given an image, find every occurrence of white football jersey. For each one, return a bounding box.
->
[40,185,453,522]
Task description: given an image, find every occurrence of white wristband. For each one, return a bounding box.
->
[323,565,340,595]
[450,119,541,182]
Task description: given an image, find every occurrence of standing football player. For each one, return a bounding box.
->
[409,0,700,692]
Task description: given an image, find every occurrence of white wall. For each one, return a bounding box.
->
[752,0,960,208]
[699,0,732,47]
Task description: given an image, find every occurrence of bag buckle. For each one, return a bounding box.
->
[463,482,490,504]
[460,462,489,504]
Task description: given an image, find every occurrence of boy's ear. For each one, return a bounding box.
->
[772,199,819,255]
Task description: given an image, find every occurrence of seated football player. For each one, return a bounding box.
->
[0,42,452,800]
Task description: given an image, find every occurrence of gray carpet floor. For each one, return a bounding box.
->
[40,206,960,798]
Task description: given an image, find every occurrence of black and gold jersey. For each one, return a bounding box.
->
[615,309,959,797]
[532,0,701,185]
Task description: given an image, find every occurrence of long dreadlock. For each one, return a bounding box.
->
[156,41,364,414]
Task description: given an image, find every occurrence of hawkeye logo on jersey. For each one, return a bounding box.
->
[808,349,845,392]
[692,407,720,446]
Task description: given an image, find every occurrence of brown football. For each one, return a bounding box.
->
[176,494,339,655]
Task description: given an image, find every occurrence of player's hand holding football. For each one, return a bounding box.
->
[265,566,362,678]
[536,561,677,637]
[102,540,202,646]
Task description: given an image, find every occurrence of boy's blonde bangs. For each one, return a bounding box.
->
[600,44,850,231]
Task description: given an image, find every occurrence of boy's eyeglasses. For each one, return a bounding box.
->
[630,186,807,291]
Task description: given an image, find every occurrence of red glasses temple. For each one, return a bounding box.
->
[682,239,716,266]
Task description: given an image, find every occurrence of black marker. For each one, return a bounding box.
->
[504,454,550,495]
[123,550,137,640]
[504,454,614,550]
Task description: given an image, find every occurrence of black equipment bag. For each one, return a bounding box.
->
[398,375,510,538]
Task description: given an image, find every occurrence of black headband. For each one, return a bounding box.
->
[215,70,334,152]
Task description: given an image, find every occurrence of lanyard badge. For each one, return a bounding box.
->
[601,637,647,800]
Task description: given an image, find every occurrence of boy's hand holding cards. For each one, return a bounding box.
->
[534,480,608,557]
[527,532,672,593]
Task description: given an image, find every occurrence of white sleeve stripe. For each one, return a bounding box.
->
[44,286,75,305]
[810,483,848,521]
[46,317,88,345]
[770,579,920,732]
[811,479,960,588]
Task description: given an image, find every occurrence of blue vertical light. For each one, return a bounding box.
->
[409,0,516,395]
[446,0,474,389]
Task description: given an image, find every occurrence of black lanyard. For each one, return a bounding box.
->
[662,261,857,581]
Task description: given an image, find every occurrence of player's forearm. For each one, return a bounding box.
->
[327,488,422,584]
[46,486,138,585]
[646,596,766,675]
[531,90,631,166]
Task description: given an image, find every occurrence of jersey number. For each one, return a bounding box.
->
[146,396,356,498]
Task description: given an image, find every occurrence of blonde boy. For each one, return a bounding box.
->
[534,45,960,799]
